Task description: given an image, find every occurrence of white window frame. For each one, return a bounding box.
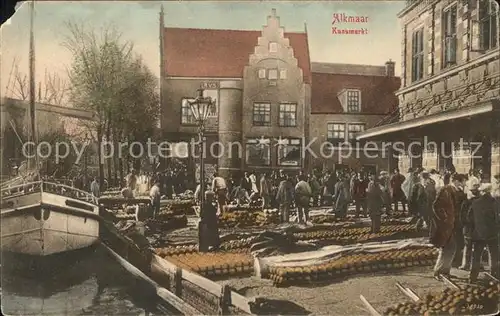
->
[442,3,458,68]
[258,69,266,79]
[202,89,218,117]
[268,69,278,80]
[278,103,297,127]
[181,98,196,125]
[411,27,425,82]
[269,42,278,53]
[347,123,366,142]
[327,122,346,143]
[279,69,287,79]
[252,103,271,126]
[246,138,271,166]
[346,89,361,112]
[277,138,301,166]
[478,0,498,51]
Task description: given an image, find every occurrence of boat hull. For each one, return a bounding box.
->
[1,191,100,256]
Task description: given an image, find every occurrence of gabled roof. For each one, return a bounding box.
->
[164,28,311,83]
[311,64,401,114]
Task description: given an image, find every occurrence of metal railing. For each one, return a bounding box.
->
[1,181,98,205]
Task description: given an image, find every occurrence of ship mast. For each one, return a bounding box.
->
[28,0,38,172]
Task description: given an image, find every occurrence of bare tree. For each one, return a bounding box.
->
[7,60,69,105]
[62,21,158,186]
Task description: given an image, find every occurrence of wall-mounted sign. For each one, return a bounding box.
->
[201,82,219,90]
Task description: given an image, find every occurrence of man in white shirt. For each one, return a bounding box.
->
[465,169,480,196]
[211,172,227,213]
[149,178,161,219]
[90,177,100,198]
[295,175,312,224]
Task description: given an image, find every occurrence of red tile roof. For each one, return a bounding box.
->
[164,28,311,83]
[311,72,401,114]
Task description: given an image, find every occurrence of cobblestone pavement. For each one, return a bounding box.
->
[218,267,495,315]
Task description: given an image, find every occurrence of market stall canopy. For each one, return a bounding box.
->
[356,99,500,141]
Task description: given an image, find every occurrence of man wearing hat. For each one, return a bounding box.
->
[379,171,392,215]
[431,173,466,279]
[466,183,499,282]
[459,182,481,271]
[199,190,220,252]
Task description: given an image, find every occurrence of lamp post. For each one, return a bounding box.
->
[188,89,215,249]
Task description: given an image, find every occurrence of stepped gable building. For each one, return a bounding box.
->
[309,61,401,174]
[358,0,500,181]
[159,8,401,178]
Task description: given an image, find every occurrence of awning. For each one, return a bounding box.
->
[357,99,500,140]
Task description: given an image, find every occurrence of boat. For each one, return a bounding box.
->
[0,1,100,257]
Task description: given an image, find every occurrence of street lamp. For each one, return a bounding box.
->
[188,89,215,250]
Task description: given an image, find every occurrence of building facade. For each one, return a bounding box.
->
[309,62,401,174]
[358,0,500,181]
[0,97,94,177]
[160,8,400,179]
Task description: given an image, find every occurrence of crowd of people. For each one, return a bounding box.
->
[91,164,500,282]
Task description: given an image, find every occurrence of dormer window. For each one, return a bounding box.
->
[347,90,360,112]
[258,69,266,79]
[337,89,361,113]
[269,42,278,53]
[268,69,278,80]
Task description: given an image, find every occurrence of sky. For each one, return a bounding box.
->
[1,0,405,99]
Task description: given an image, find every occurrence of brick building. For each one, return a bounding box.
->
[309,62,400,174]
[358,0,500,181]
[160,8,400,179]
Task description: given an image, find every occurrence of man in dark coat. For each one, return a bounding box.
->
[431,173,465,279]
[366,173,384,233]
[198,190,220,252]
[390,168,407,213]
[276,174,294,223]
[467,184,499,282]
[459,183,481,270]
[333,176,349,220]
[352,172,368,217]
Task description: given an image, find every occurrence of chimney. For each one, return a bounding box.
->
[385,59,395,77]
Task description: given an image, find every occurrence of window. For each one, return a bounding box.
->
[246,138,271,166]
[327,123,346,143]
[411,28,424,82]
[279,103,297,127]
[347,123,365,141]
[202,89,218,117]
[253,103,271,126]
[346,90,361,112]
[258,69,266,79]
[269,42,278,52]
[181,98,195,124]
[280,69,287,79]
[268,69,278,80]
[277,138,301,166]
[443,5,457,67]
[479,0,498,50]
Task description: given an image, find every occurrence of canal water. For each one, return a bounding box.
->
[1,246,176,315]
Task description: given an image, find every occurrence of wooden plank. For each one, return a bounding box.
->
[394,282,420,302]
[359,295,382,316]
[99,197,151,204]
[440,275,460,289]
[218,284,231,315]
[152,254,255,314]
[485,273,499,283]
[174,267,182,297]
[182,267,223,297]
[102,244,201,315]
[230,292,254,315]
